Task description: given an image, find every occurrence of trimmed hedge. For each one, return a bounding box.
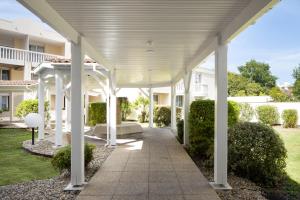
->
[282,109,298,128]
[188,100,239,160]
[154,106,183,127]
[88,102,106,126]
[176,119,184,144]
[256,105,279,125]
[228,122,287,186]
[51,143,96,172]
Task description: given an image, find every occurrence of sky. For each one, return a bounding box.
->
[0,0,299,85]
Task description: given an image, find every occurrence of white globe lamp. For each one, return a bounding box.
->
[24,113,43,145]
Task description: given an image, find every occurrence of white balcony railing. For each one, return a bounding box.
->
[0,45,64,66]
[193,84,208,96]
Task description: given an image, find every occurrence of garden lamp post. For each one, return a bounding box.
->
[24,113,43,145]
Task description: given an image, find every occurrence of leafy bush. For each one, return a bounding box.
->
[176,119,184,144]
[154,106,171,127]
[269,87,291,102]
[51,143,96,172]
[256,105,279,125]
[119,97,132,121]
[188,100,239,159]
[228,122,287,186]
[88,102,106,126]
[16,99,50,122]
[282,109,298,128]
[239,103,255,122]
[133,96,149,123]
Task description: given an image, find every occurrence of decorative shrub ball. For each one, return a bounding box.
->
[282,109,298,128]
[256,105,279,125]
[228,122,287,186]
[51,143,96,172]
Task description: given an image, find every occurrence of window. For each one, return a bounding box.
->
[176,95,183,107]
[153,94,159,105]
[1,69,9,80]
[1,96,9,111]
[195,73,202,84]
[29,44,45,53]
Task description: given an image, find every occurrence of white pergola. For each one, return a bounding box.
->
[19,0,278,190]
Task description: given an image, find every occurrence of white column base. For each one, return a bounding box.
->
[209,182,232,190]
[64,182,87,191]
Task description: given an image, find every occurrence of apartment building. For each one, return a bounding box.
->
[0,18,69,121]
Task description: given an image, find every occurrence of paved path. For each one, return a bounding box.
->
[77,128,220,200]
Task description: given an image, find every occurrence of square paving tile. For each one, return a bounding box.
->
[149,171,177,182]
[120,171,148,182]
[149,195,184,200]
[112,195,148,200]
[149,182,182,195]
[76,195,113,200]
[79,181,118,196]
[115,182,148,195]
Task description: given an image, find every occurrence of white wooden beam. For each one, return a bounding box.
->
[171,84,177,131]
[149,87,154,128]
[183,70,192,146]
[38,76,45,140]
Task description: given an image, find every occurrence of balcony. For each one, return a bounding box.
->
[193,84,208,97]
[0,45,65,66]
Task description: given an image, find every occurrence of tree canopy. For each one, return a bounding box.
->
[238,60,277,89]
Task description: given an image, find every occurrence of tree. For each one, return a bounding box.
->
[133,96,149,122]
[269,87,290,102]
[292,64,300,80]
[293,79,300,100]
[228,72,266,96]
[238,60,277,89]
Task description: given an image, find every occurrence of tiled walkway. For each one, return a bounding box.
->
[77,128,220,200]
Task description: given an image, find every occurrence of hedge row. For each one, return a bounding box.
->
[88,102,106,126]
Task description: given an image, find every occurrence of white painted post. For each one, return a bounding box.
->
[70,38,85,187]
[149,87,154,128]
[9,92,13,122]
[55,70,63,146]
[38,76,45,140]
[109,71,117,146]
[106,78,110,146]
[65,91,71,132]
[183,71,192,146]
[212,39,230,189]
[171,84,177,131]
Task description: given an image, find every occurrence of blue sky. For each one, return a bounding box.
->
[0,0,299,85]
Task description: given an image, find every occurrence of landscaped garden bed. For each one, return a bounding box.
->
[0,128,113,200]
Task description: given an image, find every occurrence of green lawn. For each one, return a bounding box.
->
[0,128,58,186]
[275,127,300,184]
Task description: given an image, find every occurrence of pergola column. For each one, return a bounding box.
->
[55,70,63,146]
[70,38,85,187]
[65,90,71,132]
[211,39,230,189]
[108,71,117,146]
[9,91,13,123]
[149,87,154,128]
[38,76,45,140]
[84,92,89,125]
[171,84,177,131]
[183,71,192,146]
[106,78,110,145]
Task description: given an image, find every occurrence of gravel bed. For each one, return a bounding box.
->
[22,140,58,157]
[192,157,267,200]
[0,145,113,200]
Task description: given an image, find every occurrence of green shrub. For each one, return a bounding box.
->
[228,122,287,186]
[188,100,239,159]
[133,96,149,123]
[154,106,171,127]
[176,119,184,144]
[88,102,106,126]
[239,103,255,122]
[16,99,50,122]
[282,109,298,128]
[153,106,183,127]
[256,105,279,125]
[51,143,96,172]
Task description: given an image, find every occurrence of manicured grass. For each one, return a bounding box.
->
[0,128,58,186]
[274,127,300,184]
